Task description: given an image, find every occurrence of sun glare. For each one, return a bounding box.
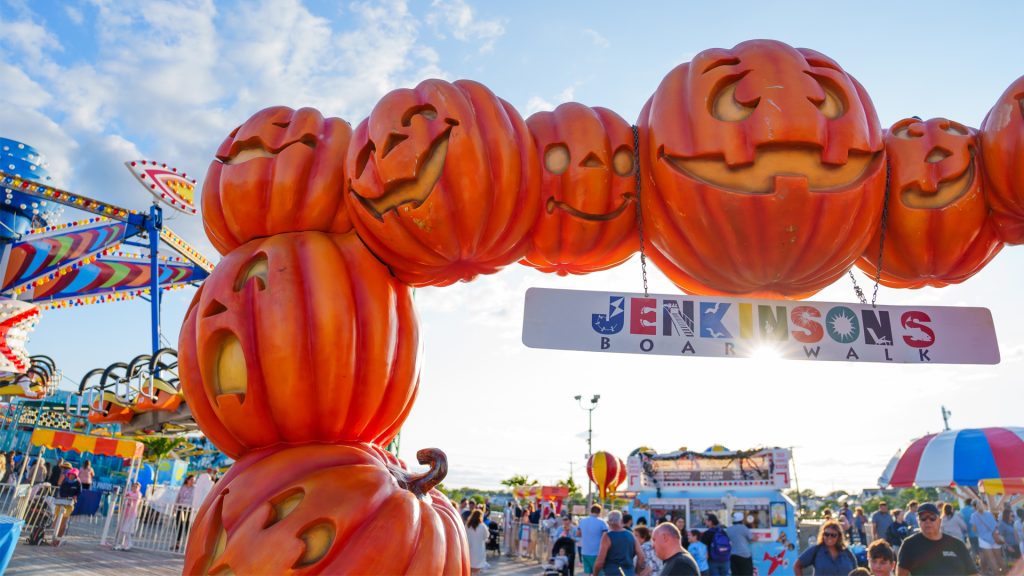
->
[750,344,784,362]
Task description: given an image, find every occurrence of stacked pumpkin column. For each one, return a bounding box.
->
[178,106,468,575]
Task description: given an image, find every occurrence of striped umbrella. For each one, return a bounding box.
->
[979,477,1024,495]
[879,427,1024,487]
[587,451,620,500]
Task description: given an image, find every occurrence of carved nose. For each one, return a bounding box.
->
[925,147,952,164]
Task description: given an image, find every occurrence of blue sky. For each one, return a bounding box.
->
[2,0,1023,492]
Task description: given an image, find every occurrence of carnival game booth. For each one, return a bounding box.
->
[25,428,144,515]
[626,446,797,576]
[512,485,570,516]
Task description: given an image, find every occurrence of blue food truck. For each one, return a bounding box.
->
[625,446,798,576]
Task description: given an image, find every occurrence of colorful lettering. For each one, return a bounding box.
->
[791,306,823,343]
[700,302,732,339]
[901,311,936,348]
[630,297,657,335]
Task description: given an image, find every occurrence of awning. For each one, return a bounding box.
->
[30,428,143,459]
[512,486,570,500]
[979,477,1024,495]
[879,427,1024,487]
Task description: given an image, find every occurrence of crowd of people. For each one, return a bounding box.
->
[475,497,1024,576]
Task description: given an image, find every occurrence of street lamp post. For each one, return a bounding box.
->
[575,394,600,506]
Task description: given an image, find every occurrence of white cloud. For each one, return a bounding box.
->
[583,28,609,48]
[65,5,84,25]
[523,85,578,116]
[426,0,505,53]
[0,16,62,63]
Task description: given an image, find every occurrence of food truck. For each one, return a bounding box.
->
[626,446,797,575]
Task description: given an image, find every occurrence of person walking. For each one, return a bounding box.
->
[52,467,82,544]
[78,460,95,490]
[466,509,489,575]
[700,514,731,576]
[871,501,894,543]
[867,539,896,576]
[904,501,920,532]
[173,475,196,551]
[552,515,579,576]
[941,503,968,542]
[114,482,142,551]
[999,508,1021,566]
[635,526,662,576]
[971,501,1003,576]
[726,512,754,575]
[963,498,980,555]
[592,510,646,576]
[687,529,710,575]
[793,519,857,575]
[854,507,869,545]
[886,509,911,550]
[652,523,700,576]
[579,504,609,576]
[841,502,856,543]
[895,502,977,575]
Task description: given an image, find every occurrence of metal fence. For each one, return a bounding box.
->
[0,482,193,554]
[506,520,554,564]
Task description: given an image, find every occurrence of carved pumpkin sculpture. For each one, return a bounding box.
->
[638,39,886,299]
[178,232,420,459]
[203,106,353,254]
[980,74,1024,244]
[346,79,540,287]
[856,118,1002,288]
[521,103,639,275]
[184,443,468,575]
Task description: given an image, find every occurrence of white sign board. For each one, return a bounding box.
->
[522,288,999,365]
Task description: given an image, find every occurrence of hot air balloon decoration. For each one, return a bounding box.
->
[587,451,622,501]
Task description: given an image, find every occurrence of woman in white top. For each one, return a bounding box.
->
[941,503,969,542]
[466,509,489,574]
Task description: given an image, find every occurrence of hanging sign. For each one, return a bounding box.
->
[522,288,1000,365]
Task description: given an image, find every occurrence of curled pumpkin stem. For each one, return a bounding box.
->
[404,448,448,497]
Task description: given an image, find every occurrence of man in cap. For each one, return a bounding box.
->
[895,503,977,575]
[726,511,754,575]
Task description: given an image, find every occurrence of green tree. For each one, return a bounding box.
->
[500,474,538,488]
[137,436,187,463]
[557,475,581,499]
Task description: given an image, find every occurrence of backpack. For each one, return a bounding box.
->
[708,527,732,562]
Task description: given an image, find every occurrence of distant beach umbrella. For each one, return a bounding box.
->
[879,427,1024,487]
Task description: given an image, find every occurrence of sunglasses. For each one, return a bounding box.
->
[824,532,840,538]
[919,515,939,522]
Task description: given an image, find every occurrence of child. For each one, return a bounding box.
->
[114,482,142,551]
[867,539,895,576]
[688,529,710,576]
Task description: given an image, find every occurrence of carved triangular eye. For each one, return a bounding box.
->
[580,152,605,168]
[382,132,409,159]
[203,299,228,318]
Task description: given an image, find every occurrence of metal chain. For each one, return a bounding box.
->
[849,159,891,307]
[631,125,649,298]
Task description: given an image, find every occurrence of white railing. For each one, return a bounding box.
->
[103,489,193,554]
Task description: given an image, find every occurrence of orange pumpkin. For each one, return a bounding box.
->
[184,443,468,575]
[979,75,1024,244]
[346,79,540,287]
[521,103,638,275]
[178,232,419,459]
[202,106,353,254]
[638,39,886,299]
[856,118,1002,288]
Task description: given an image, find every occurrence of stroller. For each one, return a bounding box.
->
[543,536,576,576]
[23,490,54,545]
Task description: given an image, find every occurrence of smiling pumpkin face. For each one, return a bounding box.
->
[980,74,1024,244]
[202,106,353,254]
[855,118,1002,288]
[521,103,639,275]
[178,232,420,459]
[345,79,540,287]
[638,39,886,298]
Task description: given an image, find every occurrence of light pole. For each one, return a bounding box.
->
[575,394,600,506]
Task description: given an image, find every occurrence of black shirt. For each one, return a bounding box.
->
[661,551,701,575]
[897,533,977,575]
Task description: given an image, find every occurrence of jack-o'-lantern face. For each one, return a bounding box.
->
[521,103,639,275]
[185,444,468,576]
[178,232,420,459]
[980,74,1024,244]
[889,118,975,209]
[639,39,886,298]
[344,79,540,287]
[855,117,1002,289]
[654,40,883,193]
[350,103,459,219]
[202,106,353,254]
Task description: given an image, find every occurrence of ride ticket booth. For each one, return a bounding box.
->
[626,446,797,575]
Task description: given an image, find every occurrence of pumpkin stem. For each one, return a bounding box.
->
[405,448,448,497]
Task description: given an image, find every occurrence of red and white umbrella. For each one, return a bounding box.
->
[879,427,1024,487]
